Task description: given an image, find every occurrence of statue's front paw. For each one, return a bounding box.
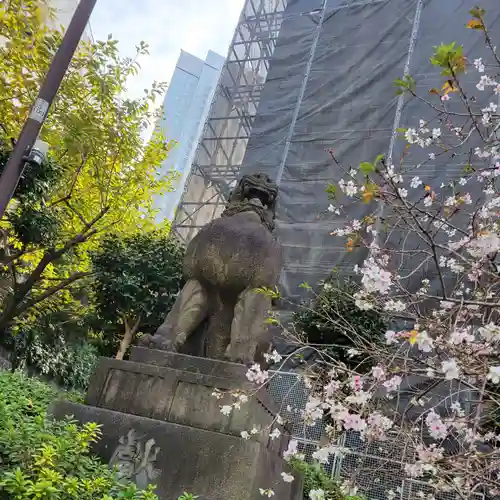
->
[152,337,178,352]
[224,342,254,366]
[137,334,154,347]
[137,333,176,352]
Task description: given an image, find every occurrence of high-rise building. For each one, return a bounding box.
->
[45,0,79,28]
[153,50,225,222]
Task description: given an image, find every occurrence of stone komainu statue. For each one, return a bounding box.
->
[140,173,282,365]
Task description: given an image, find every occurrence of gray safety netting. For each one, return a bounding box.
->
[172,1,499,497]
[174,0,500,302]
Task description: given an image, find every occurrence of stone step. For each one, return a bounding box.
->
[50,401,303,500]
[129,346,247,378]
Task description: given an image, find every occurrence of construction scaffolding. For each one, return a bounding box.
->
[173,0,288,243]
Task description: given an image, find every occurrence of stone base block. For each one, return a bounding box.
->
[51,401,302,500]
[86,350,289,453]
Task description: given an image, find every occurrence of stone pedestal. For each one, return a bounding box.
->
[51,347,302,500]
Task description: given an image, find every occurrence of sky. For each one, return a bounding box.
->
[88,0,245,101]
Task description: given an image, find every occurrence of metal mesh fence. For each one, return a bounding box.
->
[266,370,486,500]
[401,480,485,500]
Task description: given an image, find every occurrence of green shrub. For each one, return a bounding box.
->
[293,275,386,372]
[0,371,158,499]
[90,231,185,359]
[21,336,98,390]
[11,301,98,390]
[290,458,363,500]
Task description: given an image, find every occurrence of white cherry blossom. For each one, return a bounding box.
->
[441,359,460,380]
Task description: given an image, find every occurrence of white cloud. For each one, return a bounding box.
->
[89,0,244,100]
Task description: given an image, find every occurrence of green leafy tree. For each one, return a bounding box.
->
[90,231,184,359]
[0,0,175,340]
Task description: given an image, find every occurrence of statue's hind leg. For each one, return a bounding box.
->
[225,287,271,365]
[139,279,209,352]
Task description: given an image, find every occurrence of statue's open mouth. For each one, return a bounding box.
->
[222,173,278,231]
[243,185,275,210]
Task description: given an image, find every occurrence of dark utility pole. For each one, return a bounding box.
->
[0,0,98,218]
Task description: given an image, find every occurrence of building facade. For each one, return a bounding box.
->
[43,0,92,43]
[153,50,225,222]
[45,0,79,28]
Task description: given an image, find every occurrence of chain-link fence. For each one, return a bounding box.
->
[266,370,485,500]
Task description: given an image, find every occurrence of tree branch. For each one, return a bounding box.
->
[15,271,93,315]
[63,199,88,226]
[425,294,500,308]
[0,206,109,331]
[116,313,142,360]
[49,154,87,207]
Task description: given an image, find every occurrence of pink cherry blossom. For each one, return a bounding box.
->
[342,413,367,432]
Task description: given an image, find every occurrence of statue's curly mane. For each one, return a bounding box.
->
[221,173,278,232]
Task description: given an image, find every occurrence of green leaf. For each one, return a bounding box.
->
[325,183,336,195]
[463,163,474,174]
[430,42,466,75]
[265,317,280,325]
[359,162,375,174]
[393,75,416,95]
[470,7,486,18]
[254,286,281,300]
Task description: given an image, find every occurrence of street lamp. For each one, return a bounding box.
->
[24,139,49,168]
[0,0,98,218]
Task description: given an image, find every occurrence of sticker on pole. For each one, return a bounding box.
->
[29,98,49,123]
